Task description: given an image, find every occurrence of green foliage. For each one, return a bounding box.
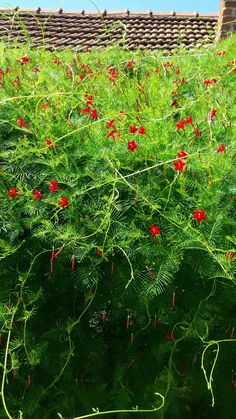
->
[0,32,235,419]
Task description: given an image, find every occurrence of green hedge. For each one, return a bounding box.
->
[0,35,235,418]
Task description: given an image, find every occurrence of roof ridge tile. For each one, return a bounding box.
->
[0,7,218,18]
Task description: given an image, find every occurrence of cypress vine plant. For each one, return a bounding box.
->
[0,33,235,419]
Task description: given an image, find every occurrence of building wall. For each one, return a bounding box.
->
[218,0,236,38]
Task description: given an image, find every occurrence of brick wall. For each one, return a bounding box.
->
[218,0,236,38]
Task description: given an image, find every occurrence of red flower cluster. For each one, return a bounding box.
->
[174,150,188,171]
[129,125,146,134]
[203,78,217,86]
[105,119,121,141]
[106,65,118,83]
[66,69,73,77]
[163,61,174,69]
[176,116,193,130]
[8,181,69,209]
[81,97,99,120]
[216,50,226,56]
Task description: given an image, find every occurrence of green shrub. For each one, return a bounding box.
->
[0,35,235,419]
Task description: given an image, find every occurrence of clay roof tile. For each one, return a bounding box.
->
[0,7,218,50]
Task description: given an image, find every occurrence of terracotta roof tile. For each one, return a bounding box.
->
[0,8,218,50]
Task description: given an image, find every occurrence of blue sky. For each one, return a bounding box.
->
[1,1,220,13]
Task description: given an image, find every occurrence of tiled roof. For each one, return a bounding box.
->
[0,8,218,51]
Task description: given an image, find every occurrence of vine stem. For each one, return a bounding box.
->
[57,392,164,419]
[110,245,134,289]
[200,337,236,407]
[0,307,17,419]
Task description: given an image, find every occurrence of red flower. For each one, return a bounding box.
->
[217,144,225,152]
[138,126,146,135]
[181,77,186,84]
[41,103,49,110]
[81,107,90,114]
[204,79,211,86]
[34,67,40,73]
[129,125,138,133]
[106,119,115,129]
[173,159,186,171]
[185,116,193,125]
[194,128,202,137]
[163,61,173,68]
[8,188,20,198]
[176,121,185,130]
[128,140,137,151]
[52,57,61,65]
[17,117,30,129]
[192,209,207,223]
[48,181,60,192]
[106,130,117,139]
[33,189,43,199]
[207,108,217,123]
[126,60,135,68]
[149,225,161,237]
[46,138,53,147]
[175,68,180,75]
[177,150,188,159]
[172,100,178,107]
[21,56,30,64]
[90,108,98,120]
[166,331,174,341]
[216,50,226,56]
[59,197,69,208]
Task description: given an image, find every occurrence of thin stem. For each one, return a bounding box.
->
[0,308,16,419]
[57,391,164,418]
